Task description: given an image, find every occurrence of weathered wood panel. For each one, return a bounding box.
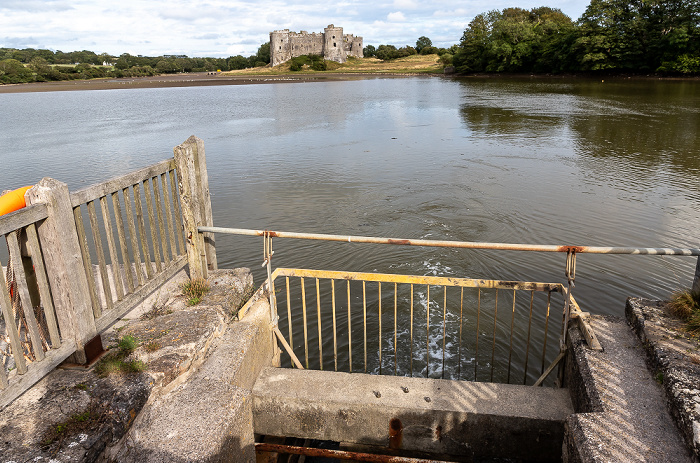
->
[133,183,154,279]
[0,204,48,236]
[25,223,61,347]
[123,187,145,287]
[143,179,163,273]
[112,192,134,293]
[73,206,101,318]
[69,159,175,207]
[169,169,186,254]
[0,254,28,375]
[87,201,114,313]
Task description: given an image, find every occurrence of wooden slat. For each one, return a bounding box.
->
[160,173,178,260]
[25,224,61,347]
[143,179,163,273]
[73,206,101,318]
[0,340,76,410]
[169,169,185,254]
[0,254,27,375]
[99,196,125,300]
[0,356,7,389]
[133,183,154,280]
[95,255,187,333]
[111,192,134,293]
[70,159,175,206]
[0,204,48,236]
[7,232,46,361]
[87,201,114,312]
[123,187,145,287]
[151,177,170,263]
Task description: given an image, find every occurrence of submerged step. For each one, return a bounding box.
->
[252,368,573,461]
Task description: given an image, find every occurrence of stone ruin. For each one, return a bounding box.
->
[270,25,363,67]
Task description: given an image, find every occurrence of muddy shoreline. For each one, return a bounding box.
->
[0,72,412,93]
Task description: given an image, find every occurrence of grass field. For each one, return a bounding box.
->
[222,54,445,76]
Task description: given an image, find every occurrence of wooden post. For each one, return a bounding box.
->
[694,256,700,293]
[174,136,210,280]
[190,136,217,271]
[26,178,97,364]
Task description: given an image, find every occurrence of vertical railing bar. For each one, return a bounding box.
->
[151,177,170,264]
[363,281,367,373]
[87,200,114,312]
[426,284,430,378]
[0,352,7,388]
[72,205,101,318]
[7,232,45,361]
[378,282,382,375]
[0,253,27,374]
[169,169,186,254]
[491,289,498,383]
[99,196,125,301]
[458,287,463,380]
[286,277,293,351]
[507,289,516,384]
[394,282,397,376]
[301,277,309,369]
[25,224,60,347]
[442,286,446,380]
[316,278,323,370]
[523,290,535,385]
[133,183,154,279]
[160,173,178,260]
[122,187,145,287]
[541,292,552,376]
[111,191,135,293]
[410,283,414,377]
[475,288,481,381]
[331,279,338,372]
[143,179,163,273]
[347,280,352,373]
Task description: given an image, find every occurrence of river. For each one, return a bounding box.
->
[1,76,699,379]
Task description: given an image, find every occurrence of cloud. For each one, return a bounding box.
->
[392,0,418,9]
[387,11,406,22]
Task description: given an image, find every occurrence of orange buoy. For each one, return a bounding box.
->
[0,186,32,216]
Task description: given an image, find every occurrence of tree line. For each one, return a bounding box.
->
[453,1,700,74]
[0,43,271,84]
[363,36,458,65]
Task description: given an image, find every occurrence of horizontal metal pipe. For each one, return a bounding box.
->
[254,443,455,463]
[198,226,700,256]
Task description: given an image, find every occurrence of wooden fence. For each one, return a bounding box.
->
[0,135,215,410]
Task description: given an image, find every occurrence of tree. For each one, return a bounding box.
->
[256,42,270,65]
[363,45,376,57]
[415,36,432,53]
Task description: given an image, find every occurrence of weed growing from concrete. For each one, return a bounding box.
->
[669,288,700,334]
[145,341,161,352]
[95,335,146,377]
[181,278,210,306]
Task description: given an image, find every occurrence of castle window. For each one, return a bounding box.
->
[332,35,335,39]
[334,42,336,47]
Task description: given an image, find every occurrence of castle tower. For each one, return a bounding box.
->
[323,24,346,63]
[270,30,292,67]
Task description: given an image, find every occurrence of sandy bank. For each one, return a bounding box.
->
[0,72,410,94]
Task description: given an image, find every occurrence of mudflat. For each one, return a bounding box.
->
[0,72,403,93]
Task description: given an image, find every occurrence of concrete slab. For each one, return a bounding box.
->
[563,315,693,462]
[252,368,573,461]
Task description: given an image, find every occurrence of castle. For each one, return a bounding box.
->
[270,25,363,67]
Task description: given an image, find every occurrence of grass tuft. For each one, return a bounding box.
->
[94,335,146,377]
[668,288,700,334]
[181,278,210,306]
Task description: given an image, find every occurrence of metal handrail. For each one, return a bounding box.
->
[198,226,700,256]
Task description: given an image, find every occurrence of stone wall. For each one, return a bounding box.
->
[270,24,363,66]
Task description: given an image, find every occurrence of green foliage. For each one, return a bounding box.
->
[415,36,432,53]
[288,55,327,71]
[94,335,145,377]
[454,2,700,75]
[181,278,210,306]
[363,44,376,57]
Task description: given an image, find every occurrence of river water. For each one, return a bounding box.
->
[1,76,699,379]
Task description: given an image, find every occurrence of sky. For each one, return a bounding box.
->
[1,0,591,58]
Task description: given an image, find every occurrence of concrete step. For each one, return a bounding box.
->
[252,368,573,462]
[564,315,693,462]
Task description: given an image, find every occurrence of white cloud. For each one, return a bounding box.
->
[0,0,591,57]
[387,11,406,22]
[392,0,418,9]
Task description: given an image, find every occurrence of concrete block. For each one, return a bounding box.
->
[253,368,572,461]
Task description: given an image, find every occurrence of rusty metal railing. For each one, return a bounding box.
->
[201,226,699,386]
[269,268,572,386]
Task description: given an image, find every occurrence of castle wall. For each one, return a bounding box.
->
[270,25,363,67]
